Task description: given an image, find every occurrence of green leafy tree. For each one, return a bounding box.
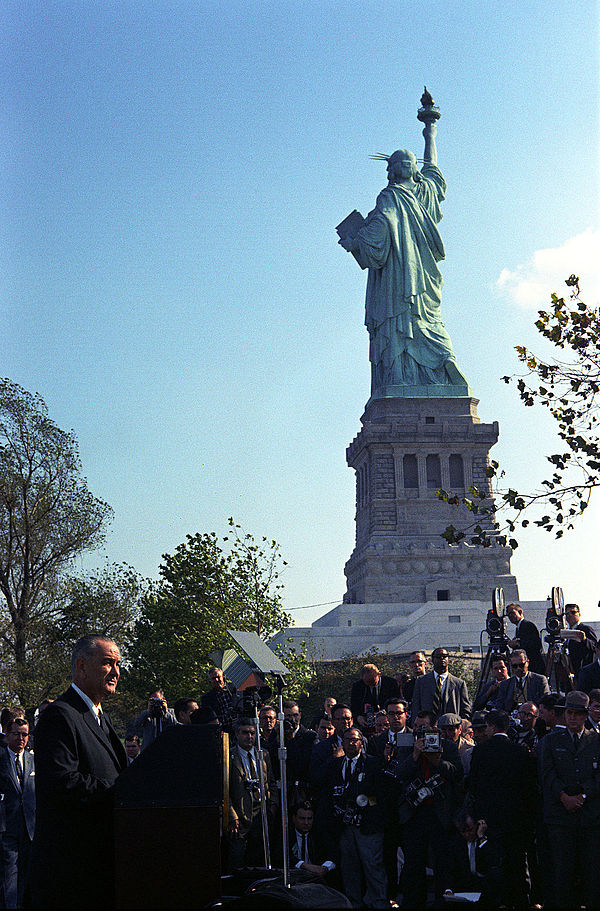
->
[439,278,599,547]
[124,520,291,701]
[0,379,112,704]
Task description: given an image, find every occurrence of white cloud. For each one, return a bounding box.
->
[496,228,600,309]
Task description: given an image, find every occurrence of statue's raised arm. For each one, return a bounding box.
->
[336,90,469,399]
[418,86,440,165]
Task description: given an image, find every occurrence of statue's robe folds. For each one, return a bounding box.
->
[354,163,466,392]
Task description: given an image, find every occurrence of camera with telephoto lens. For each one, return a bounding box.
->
[149,697,167,719]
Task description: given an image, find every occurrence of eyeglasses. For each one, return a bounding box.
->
[511,662,526,668]
[387,710,406,716]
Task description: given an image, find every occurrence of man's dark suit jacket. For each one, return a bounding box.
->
[323,751,385,839]
[513,619,545,674]
[0,746,35,842]
[578,659,600,694]
[411,671,471,721]
[0,746,36,907]
[467,734,536,833]
[350,675,399,721]
[366,728,414,762]
[567,623,598,676]
[29,686,127,909]
[286,726,317,785]
[493,672,550,712]
[394,739,464,830]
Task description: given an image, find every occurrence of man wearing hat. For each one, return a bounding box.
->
[438,713,471,757]
[540,690,600,909]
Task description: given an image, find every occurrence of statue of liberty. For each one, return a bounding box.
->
[337,90,469,396]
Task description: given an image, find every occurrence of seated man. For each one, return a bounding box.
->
[449,810,498,901]
[493,650,549,714]
[472,656,509,711]
[284,799,337,879]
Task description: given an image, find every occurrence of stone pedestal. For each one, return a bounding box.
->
[343,395,518,604]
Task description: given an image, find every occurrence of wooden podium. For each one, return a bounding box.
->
[114,725,224,909]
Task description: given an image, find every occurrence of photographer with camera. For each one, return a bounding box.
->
[132,688,176,750]
[472,656,509,712]
[389,711,463,907]
[200,667,236,731]
[227,715,277,872]
[323,726,388,908]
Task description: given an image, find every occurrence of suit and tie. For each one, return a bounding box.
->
[29,685,127,909]
[411,671,471,721]
[323,751,387,907]
[512,619,545,674]
[493,672,550,712]
[0,745,35,908]
[227,745,277,870]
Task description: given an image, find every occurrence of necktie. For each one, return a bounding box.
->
[301,833,307,863]
[16,755,24,788]
[432,675,442,715]
[344,758,352,786]
[248,750,257,779]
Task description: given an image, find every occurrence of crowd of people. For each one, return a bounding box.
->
[0,602,598,909]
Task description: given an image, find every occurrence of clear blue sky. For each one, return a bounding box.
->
[3,1,599,625]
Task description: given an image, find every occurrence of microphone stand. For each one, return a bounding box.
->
[273,675,290,888]
[252,703,271,868]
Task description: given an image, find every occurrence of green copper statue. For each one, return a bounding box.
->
[337,90,469,397]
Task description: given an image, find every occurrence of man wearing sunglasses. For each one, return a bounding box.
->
[493,649,549,713]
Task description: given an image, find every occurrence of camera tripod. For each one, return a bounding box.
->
[544,634,576,693]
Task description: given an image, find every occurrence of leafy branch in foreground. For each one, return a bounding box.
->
[439,277,599,547]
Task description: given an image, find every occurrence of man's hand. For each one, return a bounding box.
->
[229,818,241,837]
[412,738,425,762]
[508,637,519,649]
[428,749,442,768]
[302,863,328,876]
[383,744,396,763]
[560,792,584,813]
[476,819,487,840]
[332,742,345,759]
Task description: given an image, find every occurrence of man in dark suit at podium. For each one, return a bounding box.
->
[0,717,36,908]
[29,634,127,909]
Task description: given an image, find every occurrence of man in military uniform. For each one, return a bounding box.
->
[540,690,600,909]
